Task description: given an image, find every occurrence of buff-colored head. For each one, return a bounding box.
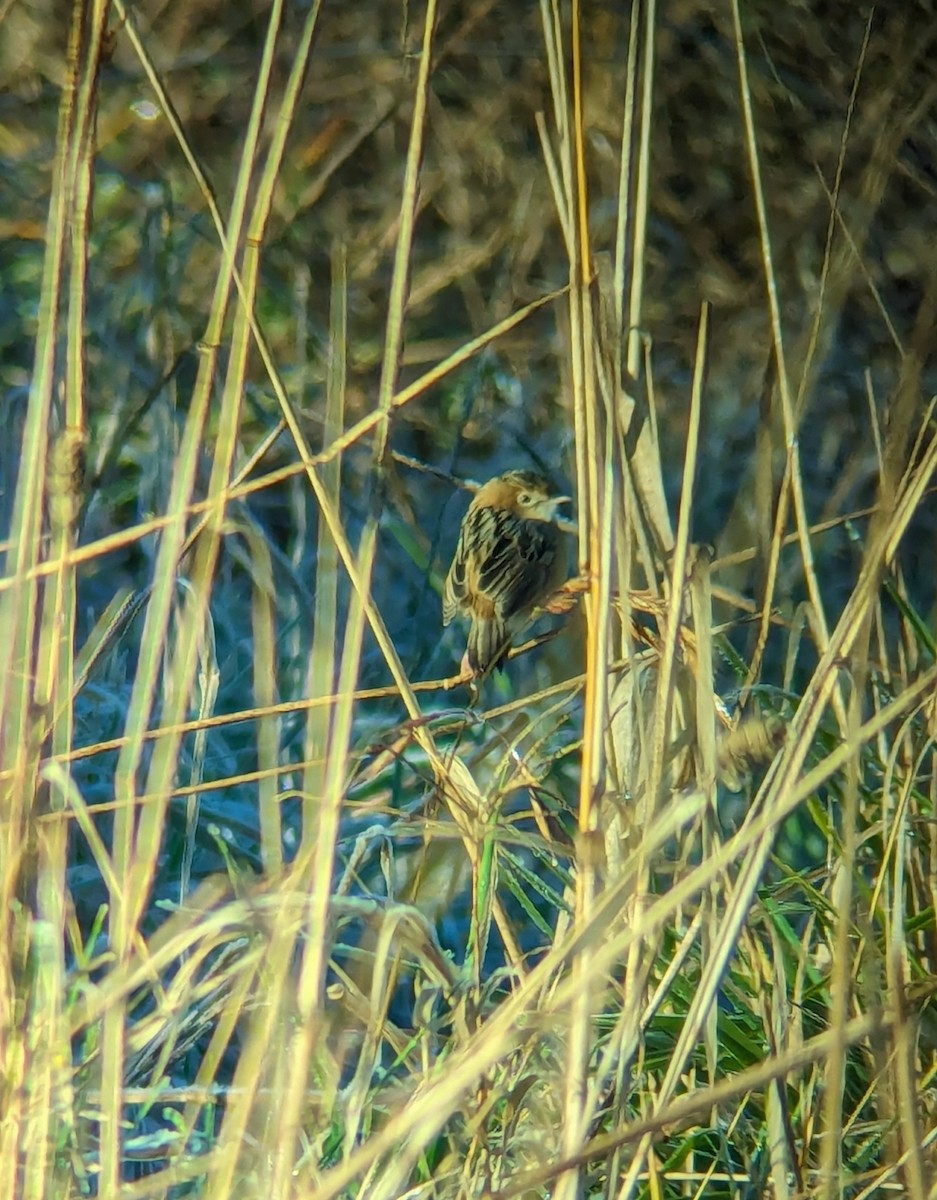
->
[470,469,570,523]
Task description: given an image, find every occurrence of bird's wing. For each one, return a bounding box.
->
[471,505,560,621]
[442,518,471,625]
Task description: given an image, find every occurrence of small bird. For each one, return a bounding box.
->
[443,469,570,677]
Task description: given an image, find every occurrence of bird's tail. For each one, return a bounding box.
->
[467,617,509,674]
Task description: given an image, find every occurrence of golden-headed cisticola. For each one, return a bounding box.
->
[442,469,570,676]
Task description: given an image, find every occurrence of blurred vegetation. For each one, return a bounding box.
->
[1,0,937,1197]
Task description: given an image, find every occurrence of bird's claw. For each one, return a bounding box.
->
[443,654,477,690]
[541,572,592,614]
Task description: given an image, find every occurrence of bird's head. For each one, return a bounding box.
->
[479,469,571,522]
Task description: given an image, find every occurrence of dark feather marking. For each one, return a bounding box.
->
[474,506,558,619]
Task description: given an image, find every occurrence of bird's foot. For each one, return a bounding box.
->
[443,653,477,690]
[541,572,592,614]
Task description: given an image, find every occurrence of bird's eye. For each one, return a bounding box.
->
[517,491,532,506]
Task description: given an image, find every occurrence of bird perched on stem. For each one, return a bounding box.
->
[443,469,571,679]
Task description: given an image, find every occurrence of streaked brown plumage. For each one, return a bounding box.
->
[442,470,570,676]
